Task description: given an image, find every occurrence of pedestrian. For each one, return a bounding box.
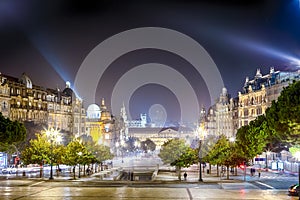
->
[258,168,261,178]
[184,172,187,181]
[86,168,91,175]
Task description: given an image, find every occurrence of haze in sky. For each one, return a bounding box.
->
[0,0,299,124]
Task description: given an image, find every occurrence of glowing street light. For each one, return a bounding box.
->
[45,128,62,180]
[197,126,206,182]
[78,151,82,178]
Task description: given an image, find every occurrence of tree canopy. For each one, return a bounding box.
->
[159,138,197,180]
[0,113,27,151]
[140,138,156,152]
[233,80,300,163]
[265,80,300,145]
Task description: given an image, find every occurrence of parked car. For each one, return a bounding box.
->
[1,167,17,174]
[288,184,300,196]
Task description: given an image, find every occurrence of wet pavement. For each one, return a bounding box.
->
[0,159,298,199]
[0,180,295,200]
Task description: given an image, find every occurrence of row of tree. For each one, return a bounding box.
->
[21,133,113,179]
[159,80,300,180]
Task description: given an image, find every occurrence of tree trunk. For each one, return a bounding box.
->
[83,164,86,176]
[216,164,219,177]
[226,165,229,180]
[209,163,211,174]
[235,166,237,176]
[177,166,182,181]
[73,166,76,179]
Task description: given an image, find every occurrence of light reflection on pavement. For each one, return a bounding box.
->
[0,180,297,200]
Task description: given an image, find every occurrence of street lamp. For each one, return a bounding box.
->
[78,151,82,178]
[197,126,206,182]
[45,128,62,180]
[229,137,235,177]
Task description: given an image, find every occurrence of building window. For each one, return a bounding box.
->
[2,101,7,110]
[244,109,248,117]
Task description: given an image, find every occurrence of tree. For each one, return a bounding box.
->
[141,138,156,152]
[159,138,197,180]
[64,139,89,179]
[21,133,51,178]
[123,137,140,153]
[21,133,50,166]
[265,80,300,145]
[93,144,114,171]
[0,113,27,151]
[235,115,269,162]
[21,132,65,178]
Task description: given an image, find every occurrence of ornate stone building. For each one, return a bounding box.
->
[238,68,300,128]
[0,73,85,136]
[204,68,300,138]
[205,88,238,138]
[85,99,119,148]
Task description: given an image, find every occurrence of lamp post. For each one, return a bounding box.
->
[199,139,203,182]
[197,126,206,182]
[229,137,235,178]
[45,128,62,180]
[78,151,82,178]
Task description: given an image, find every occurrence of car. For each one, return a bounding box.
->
[288,184,300,196]
[1,167,17,174]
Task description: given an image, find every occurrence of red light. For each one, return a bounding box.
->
[239,165,245,170]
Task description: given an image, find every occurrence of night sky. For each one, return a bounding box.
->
[0,0,300,125]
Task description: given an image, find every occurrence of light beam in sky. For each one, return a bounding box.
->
[232,36,300,68]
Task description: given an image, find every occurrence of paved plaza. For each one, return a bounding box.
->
[0,179,294,200]
[0,157,298,199]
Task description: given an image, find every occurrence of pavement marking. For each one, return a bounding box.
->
[28,181,45,187]
[186,188,193,200]
[255,181,275,189]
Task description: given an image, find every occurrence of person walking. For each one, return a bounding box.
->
[258,168,261,178]
[183,172,187,181]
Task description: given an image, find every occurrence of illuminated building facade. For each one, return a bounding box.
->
[238,68,300,128]
[205,88,238,138]
[128,126,193,150]
[85,99,120,148]
[204,67,300,138]
[0,73,85,136]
